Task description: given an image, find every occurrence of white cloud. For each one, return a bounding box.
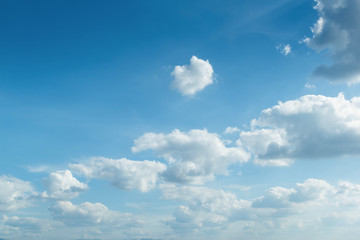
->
[161,184,247,214]
[0,175,36,212]
[252,179,334,209]
[132,129,249,184]
[161,178,360,234]
[277,44,292,56]
[43,170,88,200]
[171,56,214,96]
[161,184,252,231]
[305,82,316,88]
[70,157,166,192]
[224,126,240,134]
[49,201,138,227]
[240,93,360,165]
[252,187,295,209]
[290,178,333,202]
[304,0,360,83]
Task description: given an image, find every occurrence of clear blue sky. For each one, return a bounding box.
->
[1,0,360,239]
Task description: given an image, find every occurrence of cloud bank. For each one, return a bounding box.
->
[304,0,360,83]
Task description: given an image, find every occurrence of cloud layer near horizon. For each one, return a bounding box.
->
[240,93,360,166]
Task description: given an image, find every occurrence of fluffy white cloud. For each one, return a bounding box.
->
[161,184,252,231]
[162,178,360,234]
[304,0,360,83]
[132,129,249,184]
[0,175,36,212]
[161,184,247,214]
[70,157,166,192]
[171,56,214,96]
[49,201,138,227]
[240,93,360,165]
[42,170,88,200]
[252,187,295,209]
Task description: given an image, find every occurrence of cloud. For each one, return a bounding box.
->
[252,179,333,209]
[252,187,295,209]
[0,175,36,212]
[305,82,316,88]
[240,93,360,165]
[70,157,166,192]
[161,184,247,214]
[132,129,249,184]
[304,0,360,83]
[171,56,214,96]
[49,201,140,227]
[224,126,240,134]
[42,170,88,200]
[162,178,360,234]
[161,184,252,231]
[276,44,292,56]
[1,215,52,234]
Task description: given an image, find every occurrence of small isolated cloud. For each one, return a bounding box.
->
[276,44,292,56]
[171,56,214,96]
[305,82,316,88]
[70,157,166,192]
[224,126,240,134]
[240,93,360,166]
[252,179,333,209]
[304,0,360,83]
[0,175,36,212]
[132,129,249,184]
[42,170,88,200]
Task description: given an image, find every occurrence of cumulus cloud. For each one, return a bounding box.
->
[305,82,316,88]
[240,93,360,165]
[132,129,249,184]
[161,184,247,214]
[171,56,214,96]
[0,175,36,212]
[304,0,360,83]
[70,157,166,192]
[276,44,292,56]
[161,184,252,231]
[49,201,140,227]
[252,179,333,209]
[42,170,88,200]
[162,178,360,233]
[224,126,240,134]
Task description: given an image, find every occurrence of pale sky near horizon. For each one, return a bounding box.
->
[2,0,360,239]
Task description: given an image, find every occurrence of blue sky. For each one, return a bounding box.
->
[2,0,360,239]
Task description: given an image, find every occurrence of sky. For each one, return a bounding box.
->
[1,0,360,239]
